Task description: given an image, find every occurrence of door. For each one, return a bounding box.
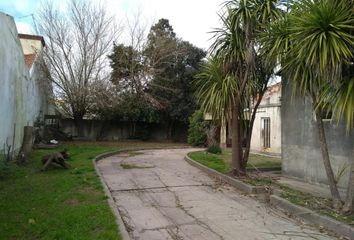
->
[261,117,270,149]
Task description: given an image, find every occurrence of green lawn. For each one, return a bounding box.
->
[188,151,229,173]
[188,150,281,173]
[0,141,186,240]
[221,149,281,169]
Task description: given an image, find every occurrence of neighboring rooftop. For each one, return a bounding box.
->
[18,33,45,70]
[18,33,45,47]
[24,54,36,69]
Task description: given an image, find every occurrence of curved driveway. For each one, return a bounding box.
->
[97,148,335,240]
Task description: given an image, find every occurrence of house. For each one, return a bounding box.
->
[250,83,281,155]
[0,12,53,153]
[217,83,282,155]
[281,78,353,190]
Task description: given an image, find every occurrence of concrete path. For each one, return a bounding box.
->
[97,149,336,240]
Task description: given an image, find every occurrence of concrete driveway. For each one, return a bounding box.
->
[97,148,335,240]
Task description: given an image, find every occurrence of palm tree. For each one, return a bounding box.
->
[210,5,247,174]
[261,0,354,209]
[206,0,281,174]
[195,57,242,171]
[322,70,354,213]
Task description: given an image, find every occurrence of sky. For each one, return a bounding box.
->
[0,0,224,50]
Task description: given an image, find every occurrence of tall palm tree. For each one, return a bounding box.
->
[332,78,354,213]
[195,57,242,171]
[322,67,354,213]
[261,0,354,209]
[210,5,247,174]
[195,57,238,120]
[207,0,281,174]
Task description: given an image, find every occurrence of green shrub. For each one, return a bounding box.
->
[187,110,207,146]
[207,144,222,154]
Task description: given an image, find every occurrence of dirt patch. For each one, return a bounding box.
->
[64,198,81,206]
[120,163,155,169]
[79,186,101,196]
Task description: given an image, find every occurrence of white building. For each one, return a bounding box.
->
[250,83,281,155]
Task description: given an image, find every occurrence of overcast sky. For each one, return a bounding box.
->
[0,0,224,50]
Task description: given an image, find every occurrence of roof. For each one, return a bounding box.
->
[24,54,36,69]
[18,33,45,47]
[266,82,281,95]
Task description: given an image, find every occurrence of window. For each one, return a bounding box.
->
[321,108,333,121]
[313,107,333,122]
[261,117,271,148]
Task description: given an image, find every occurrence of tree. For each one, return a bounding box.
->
[145,20,205,136]
[261,0,353,209]
[108,18,205,138]
[37,0,119,133]
[330,77,354,213]
[321,42,354,213]
[108,17,178,111]
[198,0,281,174]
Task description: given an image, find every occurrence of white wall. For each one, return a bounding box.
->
[0,12,52,153]
[250,84,282,154]
[250,106,281,154]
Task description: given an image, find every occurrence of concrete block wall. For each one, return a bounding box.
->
[59,119,188,142]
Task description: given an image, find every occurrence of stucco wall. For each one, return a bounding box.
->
[281,78,353,189]
[0,12,52,153]
[251,105,281,154]
[250,84,282,154]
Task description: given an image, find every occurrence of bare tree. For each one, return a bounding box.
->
[36,0,120,134]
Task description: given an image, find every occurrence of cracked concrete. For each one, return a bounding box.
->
[97,149,336,240]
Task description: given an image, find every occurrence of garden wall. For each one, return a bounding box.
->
[59,119,188,142]
[281,78,354,189]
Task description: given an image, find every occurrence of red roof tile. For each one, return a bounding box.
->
[24,54,36,69]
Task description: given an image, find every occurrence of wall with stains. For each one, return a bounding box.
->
[281,77,353,190]
[0,12,52,153]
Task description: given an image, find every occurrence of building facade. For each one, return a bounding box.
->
[250,83,281,155]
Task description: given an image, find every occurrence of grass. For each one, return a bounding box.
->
[221,149,281,169]
[279,185,354,226]
[188,151,229,173]
[188,150,281,173]
[188,150,278,186]
[0,141,186,240]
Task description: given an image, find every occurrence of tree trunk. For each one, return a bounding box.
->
[342,147,354,214]
[312,95,342,209]
[231,105,243,175]
[17,126,34,165]
[242,85,268,170]
[242,127,252,170]
[220,116,227,149]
